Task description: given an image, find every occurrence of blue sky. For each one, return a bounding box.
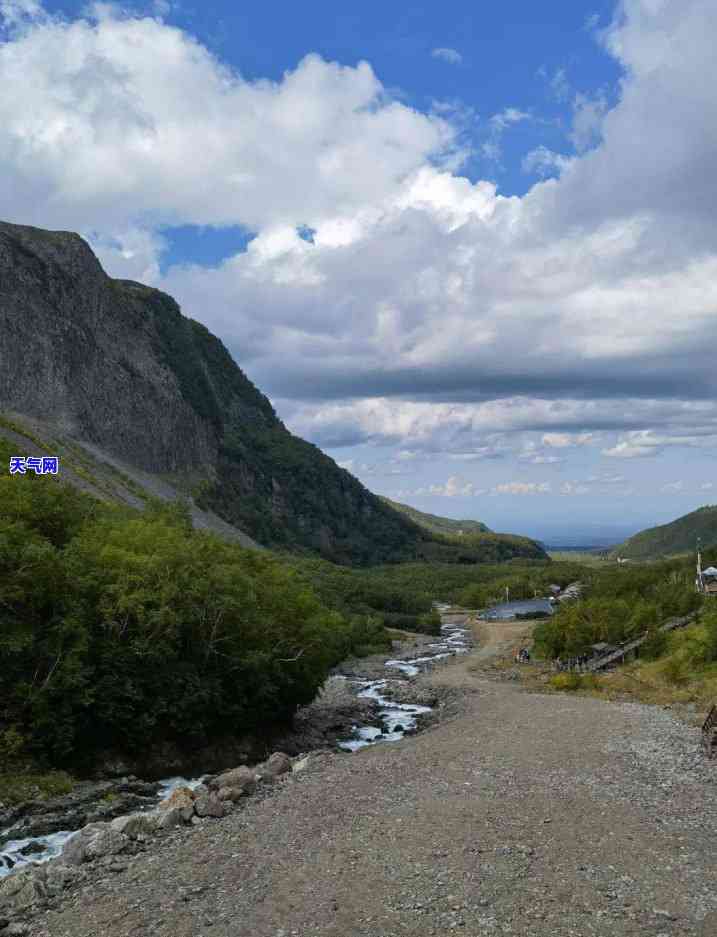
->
[2,0,717,544]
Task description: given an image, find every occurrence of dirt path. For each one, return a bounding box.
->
[25,618,717,937]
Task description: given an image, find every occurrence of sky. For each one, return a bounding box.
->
[1,0,716,544]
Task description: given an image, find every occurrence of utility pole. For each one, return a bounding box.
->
[697,537,704,594]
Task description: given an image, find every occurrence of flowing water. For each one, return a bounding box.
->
[0,778,206,878]
[337,609,472,751]
[1,608,471,876]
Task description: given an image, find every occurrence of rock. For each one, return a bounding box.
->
[156,807,186,830]
[0,867,45,914]
[291,756,311,774]
[210,766,257,796]
[4,923,29,935]
[158,787,195,822]
[193,793,224,818]
[257,752,292,781]
[61,822,129,866]
[217,786,244,803]
[18,841,45,857]
[43,863,77,897]
[110,812,159,839]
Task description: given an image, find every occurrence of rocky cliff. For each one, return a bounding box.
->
[0,221,427,564]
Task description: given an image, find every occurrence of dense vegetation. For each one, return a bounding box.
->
[288,556,583,634]
[379,497,491,536]
[612,505,717,559]
[0,438,389,772]
[532,556,708,660]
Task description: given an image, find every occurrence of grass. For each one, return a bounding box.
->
[0,771,75,806]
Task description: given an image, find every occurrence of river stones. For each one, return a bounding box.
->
[257,752,292,780]
[193,793,224,818]
[61,822,129,866]
[158,787,195,822]
[156,806,185,830]
[109,812,159,839]
[209,766,257,796]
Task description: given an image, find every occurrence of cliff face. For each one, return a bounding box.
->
[0,221,424,564]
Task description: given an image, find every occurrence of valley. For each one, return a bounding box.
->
[3,608,716,937]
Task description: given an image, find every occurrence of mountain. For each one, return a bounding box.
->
[611,505,717,559]
[0,220,547,566]
[378,497,549,562]
[380,497,491,536]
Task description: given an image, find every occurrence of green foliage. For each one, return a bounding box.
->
[532,557,705,661]
[0,771,74,807]
[0,460,385,770]
[613,504,717,559]
[379,497,491,535]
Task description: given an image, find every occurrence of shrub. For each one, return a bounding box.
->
[549,672,582,691]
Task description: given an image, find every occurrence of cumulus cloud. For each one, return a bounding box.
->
[493,482,551,496]
[398,476,485,498]
[1,0,717,475]
[661,480,685,493]
[431,47,462,65]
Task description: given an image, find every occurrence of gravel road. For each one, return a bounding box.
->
[23,618,717,937]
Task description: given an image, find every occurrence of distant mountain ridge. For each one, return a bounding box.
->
[379,497,491,536]
[612,505,717,559]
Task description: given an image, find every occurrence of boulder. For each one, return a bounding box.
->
[0,867,45,914]
[158,787,195,822]
[61,822,129,866]
[217,786,243,803]
[0,862,78,915]
[110,812,159,839]
[193,793,224,819]
[257,752,292,781]
[156,806,186,830]
[210,766,257,796]
[43,862,78,896]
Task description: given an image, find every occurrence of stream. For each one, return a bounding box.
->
[337,608,472,751]
[1,607,471,877]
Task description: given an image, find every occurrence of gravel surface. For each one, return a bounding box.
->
[18,618,717,937]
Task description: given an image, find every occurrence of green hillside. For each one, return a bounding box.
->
[379,497,491,536]
[612,505,717,559]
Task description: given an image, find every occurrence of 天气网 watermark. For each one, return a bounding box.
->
[8,456,60,475]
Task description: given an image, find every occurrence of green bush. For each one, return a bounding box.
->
[0,460,385,769]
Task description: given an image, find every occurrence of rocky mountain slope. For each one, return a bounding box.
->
[612,505,717,559]
[0,221,431,565]
[0,220,546,565]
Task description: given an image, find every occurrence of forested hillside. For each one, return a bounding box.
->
[379,497,491,535]
[612,505,717,559]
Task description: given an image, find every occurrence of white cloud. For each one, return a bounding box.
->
[661,480,685,493]
[0,0,43,27]
[700,482,714,491]
[560,481,591,495]
[521,145,572,177]
[542,432,594,448]
[399,475,485,498]
[2,0,717,472]
[493,482,551,496]
[482,107,531,163]
[431,47,462,66]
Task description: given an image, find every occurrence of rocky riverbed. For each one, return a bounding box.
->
[4,608,717,937]
[0,611,471,891]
